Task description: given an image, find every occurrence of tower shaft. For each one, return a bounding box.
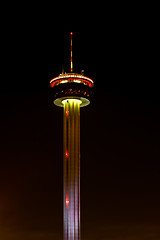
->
[63,99,81,240]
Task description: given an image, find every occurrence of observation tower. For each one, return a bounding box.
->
[50,32,94,240]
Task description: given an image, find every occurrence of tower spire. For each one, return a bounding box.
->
[70,32,73,72]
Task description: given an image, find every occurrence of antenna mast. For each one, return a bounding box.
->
[70,32,73,72]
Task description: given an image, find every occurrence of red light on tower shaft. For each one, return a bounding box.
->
[66,196,69,207]
[66,151,69,158]
[66,109,69,116]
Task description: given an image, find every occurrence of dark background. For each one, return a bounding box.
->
[0,23,160,239]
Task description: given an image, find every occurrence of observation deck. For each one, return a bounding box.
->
[50,73,94,107]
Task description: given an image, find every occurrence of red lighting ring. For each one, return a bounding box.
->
[50,79,93,88]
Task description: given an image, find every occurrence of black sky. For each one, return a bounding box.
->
[0,24,160,240]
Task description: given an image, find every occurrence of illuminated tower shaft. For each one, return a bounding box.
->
[63,99,81,240]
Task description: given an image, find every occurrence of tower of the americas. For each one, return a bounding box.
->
[50,32,94,240]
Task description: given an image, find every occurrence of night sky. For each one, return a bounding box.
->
[0,27,160,239]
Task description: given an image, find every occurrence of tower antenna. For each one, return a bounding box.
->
[70,32,73,72]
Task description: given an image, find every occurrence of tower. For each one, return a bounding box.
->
[50,33,94,240]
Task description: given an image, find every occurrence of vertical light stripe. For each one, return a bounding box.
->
[78,103,81,240]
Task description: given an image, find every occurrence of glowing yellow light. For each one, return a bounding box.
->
[74,80,81,83]
[62,99,82,105]
[61,80,68,84]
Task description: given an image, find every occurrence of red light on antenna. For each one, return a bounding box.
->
[70,32,73,35]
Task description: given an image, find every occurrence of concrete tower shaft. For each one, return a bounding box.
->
[63,99,81,240]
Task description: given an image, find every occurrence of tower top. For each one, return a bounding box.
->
[50,32,94,108]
